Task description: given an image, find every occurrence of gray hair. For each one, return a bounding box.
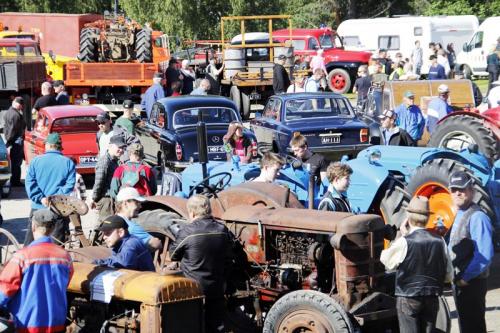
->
[41,81,53,95]
[187,194,212,219]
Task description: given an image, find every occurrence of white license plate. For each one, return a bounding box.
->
[208,146,225,153]
[250,93,261,100]
[79,155,98,166]
[321,136,341,144]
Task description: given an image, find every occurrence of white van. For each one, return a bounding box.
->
[337,15,478,74]
[455,17,500,77]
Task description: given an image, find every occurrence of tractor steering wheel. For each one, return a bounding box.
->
[188,172,233,197]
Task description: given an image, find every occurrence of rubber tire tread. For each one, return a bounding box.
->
[378,175,411,228]
[263,290,354,333]
[135,29,152,63]
[407,158,495,221]
[77,28,98,62]
[134,209,185,234]
[230,86,242,115]
[428,114,499,161]
[241,91,251,120]
[327,68,351,94]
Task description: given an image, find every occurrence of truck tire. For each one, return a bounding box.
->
[77,28,98,62]
[135,29,152,63]
[377,176,410,228]
[407,158,494,235]
[263,290,355,333]
[428,114,499,161]
[230,86,242,115]
[241,91,251,120]
[327,68,351,94]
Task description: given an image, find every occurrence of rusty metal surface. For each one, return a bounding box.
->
[68,262,203,305]
[143,196,189,218]
[48,195,88,217]
[69,246,111,263]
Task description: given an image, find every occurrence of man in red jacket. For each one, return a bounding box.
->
[0,209,73,332]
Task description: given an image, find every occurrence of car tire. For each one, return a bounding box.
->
[428,114,499,162]
[241,91,251,120]
[462,64,472,80]
[230,86,242,116]
[327,68,351,94]
[263,290,355,333]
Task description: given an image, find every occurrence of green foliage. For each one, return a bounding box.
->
[419,0,500,18]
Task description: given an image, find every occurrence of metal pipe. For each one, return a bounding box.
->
[196,121,209,182]
[308,175,314,209]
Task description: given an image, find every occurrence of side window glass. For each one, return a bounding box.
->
[308,38,319,50]
[156,103,166,128]
[263,100,276,118]
[273,100,282,121]
[473,32,483,49]
[150,103,160,125]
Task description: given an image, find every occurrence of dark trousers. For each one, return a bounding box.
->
[396,296,439,333]
[24,208,69,245]
[9,142,24,185]
[453,277,487,333]
[205,297,225,333]
[487,67,498,93]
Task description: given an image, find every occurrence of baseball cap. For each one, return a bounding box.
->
[97,215,128,232]
[404,91,415,98]
[378,109,396,120]
[96,112,111,123]
[13,96,24,105]
[278,54,286,60]
[449,171,473,190]
[116,187,146,202]
[32,209,58,227]
[438,84,450,93]
[109,135,127,148]
[123,99,134,109]
[153,72,163,79]
[45,132,62,145]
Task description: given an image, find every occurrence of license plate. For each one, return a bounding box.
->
[79,155,98,166]
[321,136,341,144]
[208,146,225,153]
[250,93,261,100]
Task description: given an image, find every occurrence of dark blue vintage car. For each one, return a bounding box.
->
[136,95,256,169]
[250,92,371,156]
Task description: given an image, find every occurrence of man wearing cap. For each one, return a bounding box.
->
[25,133,76,244]
[165,58,182,97]
[273,54,291,94]
[93,215,155,271]
[115,100,135,135]
[394,91,425,145]
[96,111,114,156]
[3,97,26,186]
[113,187,162,250]
[110,143,157,198]
[170,194,234,333]
[141,72,165,120]
[380,196,453,333]
[91,135,126,222]
[447,171,493,333]
[426,84,452,134]
[454,70,483,106]
[379,109,414,146]
[428,55,446,80]
[53,80,69,105]
[0,209,73,333]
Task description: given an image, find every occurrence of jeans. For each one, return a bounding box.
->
[396,296,439,333]
[453,277,488,333]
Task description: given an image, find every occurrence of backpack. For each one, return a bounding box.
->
[121,163,152,196]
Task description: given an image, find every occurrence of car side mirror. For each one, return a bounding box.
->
[462,43,468,52]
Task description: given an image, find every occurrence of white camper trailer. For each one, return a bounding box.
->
[455,17,500,77]
[337,15,478,75]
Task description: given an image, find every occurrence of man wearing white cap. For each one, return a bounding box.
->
[426,84,452,134]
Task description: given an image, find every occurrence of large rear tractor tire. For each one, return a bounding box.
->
[77,28,99,62]
[428,114,499,161]
[327,68,351,94]
[377,176,411,229]
[134,209,186,239]
[135,29,152,63]
[407,158,495,236]
[263,290,355,333]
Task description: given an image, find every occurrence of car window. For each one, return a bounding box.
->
[342,36,361,48]
[285,98,353,120]
[319,34,334,49]
[470,31,483,49]
[35,114,49,133]
[21,46,38,56]
[51,116,99,133]
[378,35,400,50]
[291,40,306,51]
[173,107,238,128]
[263,99,279,120]
[308,38,319,50]
[150,102,166,127]
[246,48,269,61]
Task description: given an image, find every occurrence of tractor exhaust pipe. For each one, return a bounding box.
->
[196,121,209,183]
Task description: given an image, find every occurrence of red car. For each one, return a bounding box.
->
[24,105,100,174]
[273,28,372,94]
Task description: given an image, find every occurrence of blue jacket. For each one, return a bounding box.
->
[449,210,493,281]
[141,83,165,120]
[395,103,425,141]
[25,150,76,210]
[93,234,155,272]
[428,64,446,80]
[0,236,73,333]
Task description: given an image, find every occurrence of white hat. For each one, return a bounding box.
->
[438,84,450,93]
[116,187,146,202]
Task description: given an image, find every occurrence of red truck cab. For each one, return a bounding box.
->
[273,28,372,93]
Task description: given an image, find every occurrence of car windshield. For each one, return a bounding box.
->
[173,107,238,128]
[51,116,99,133]
[285,97,354,120]
[319,33,343,49]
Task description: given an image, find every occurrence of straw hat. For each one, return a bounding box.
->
[406,196,431,216]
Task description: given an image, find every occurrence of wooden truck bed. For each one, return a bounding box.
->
[0,57,46,91]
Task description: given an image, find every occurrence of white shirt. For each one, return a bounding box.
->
[437,55,450,76]
[286,84,305,93]
[99,130,114,156]
[487,86,500,108]
[304,78,319,92]
[380,226,453,283]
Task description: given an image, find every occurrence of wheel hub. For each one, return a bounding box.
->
[331,74,346,90]
[278,310,332,333]
[415,182,456,236]
[439,130,476,152]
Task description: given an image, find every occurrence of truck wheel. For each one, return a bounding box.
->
[327,68,351,94]
[77,28,98,62]
[135,29,152,63]
[407,158,494,236]
[428,114,499,161]
[230,86,242,115]
[263,290,355,333]
[377,176,410,229]
[241,91,251,120]
[462,65,472,80]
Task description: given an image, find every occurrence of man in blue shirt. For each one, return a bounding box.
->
[25,133,76,244]
[93,215,155,271]
[394,91,425,145]
[426,84,451,134]
[448,171,493,333]
[141,72,165,120]
[428,55,446,80]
